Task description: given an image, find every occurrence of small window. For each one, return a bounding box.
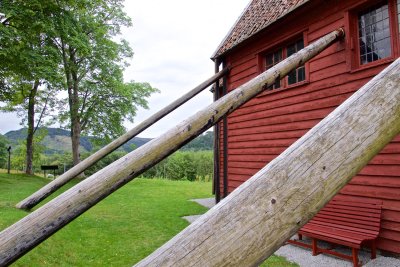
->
[358,2,391,65]
[265,49,283,89]
[398,0,400,37]
[287,39,305,85]
[264,38,305,90]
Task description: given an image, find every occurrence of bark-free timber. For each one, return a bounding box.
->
[16,68,228,210]
[136,59,400,266]
[0,29,343,266]
[135,60,400,267]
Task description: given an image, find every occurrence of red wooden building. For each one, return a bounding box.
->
[212,0,400,254]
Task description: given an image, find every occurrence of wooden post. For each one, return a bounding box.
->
[134,58,400,266]
[15,68,229,210]
[0,29,343,266]
[6,146,11,175]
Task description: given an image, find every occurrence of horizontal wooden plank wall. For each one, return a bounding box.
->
[219,0,400,254]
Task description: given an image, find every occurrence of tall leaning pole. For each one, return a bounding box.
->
[0,29,344,266]
[135,56,400,266]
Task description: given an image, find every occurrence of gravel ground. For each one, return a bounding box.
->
[276,240,400,267]
[184,198,400,266]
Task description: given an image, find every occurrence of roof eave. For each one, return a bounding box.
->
[211,0,312,60]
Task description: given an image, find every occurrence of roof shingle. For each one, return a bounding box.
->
[212,0,310,59]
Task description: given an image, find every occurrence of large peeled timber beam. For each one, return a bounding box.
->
[16,68,229,211]
[135,60,400,266]
[0,29,343,266]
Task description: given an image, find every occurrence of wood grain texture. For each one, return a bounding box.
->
[135,58,400,266]
[15,68,229,211]
[0,29,344,267]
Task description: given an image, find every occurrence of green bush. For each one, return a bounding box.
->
[142,150,213,182]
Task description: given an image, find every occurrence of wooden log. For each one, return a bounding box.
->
[15,68,229,210]
[0,29,343,266]
[134,58,400,266]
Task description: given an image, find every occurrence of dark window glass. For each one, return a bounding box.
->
[398,0,400,38]
[358,2,391,65]
[265,49,283,89]
[264,37,305,90]
[287,39,305,85]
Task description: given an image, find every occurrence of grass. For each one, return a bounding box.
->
[0,173,297,266]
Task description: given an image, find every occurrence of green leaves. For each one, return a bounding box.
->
[1,0,158,168]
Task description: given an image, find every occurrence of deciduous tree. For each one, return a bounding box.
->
[52,0,158,168]
[0,1,60,174]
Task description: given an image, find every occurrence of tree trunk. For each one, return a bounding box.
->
[0,29,346,266]
[71,115,81,167]
[25,80,40,175]
[68,46,83,175]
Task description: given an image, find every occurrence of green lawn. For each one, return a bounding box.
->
[0,173,297,266]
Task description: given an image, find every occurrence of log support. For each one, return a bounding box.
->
[0,29,348,266]
[135,59,400,265]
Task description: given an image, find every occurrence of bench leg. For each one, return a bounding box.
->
[298,233,303,240]
[352,248,359,267]
[312,238,319,256]
[371,241,377,259]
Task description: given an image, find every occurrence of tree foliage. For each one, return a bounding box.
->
[143,151,214,182]
[1,0,158,170]
[181,131,214,151]
[50,0,158,166]
[0,0,62,174]
[10,129,46,171]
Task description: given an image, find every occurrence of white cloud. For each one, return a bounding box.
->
[122,0,249,138]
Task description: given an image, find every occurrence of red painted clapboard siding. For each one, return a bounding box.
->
[229,108,335,130]
[377,239,400,253]
[228,119,319,137]
[230,81,359,119]
[382,221,400,232]
[340,185,400,200]
[229,129,307,143]
[350,175,400,187]
[228,147,286,156]
[228,138,298,149]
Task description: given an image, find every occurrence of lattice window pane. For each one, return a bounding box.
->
[398,0,400,38]
[265,49,283,89]
[287,39,305,85]
[359,2,391,65]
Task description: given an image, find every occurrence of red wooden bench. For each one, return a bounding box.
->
[287,197,382,267]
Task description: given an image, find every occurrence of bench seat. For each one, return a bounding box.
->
[288,197,382,267]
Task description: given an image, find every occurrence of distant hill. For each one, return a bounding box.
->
[5,127,214,155]
[5,127,152,155]
[181,131,213,151]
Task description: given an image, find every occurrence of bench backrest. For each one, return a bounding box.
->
[310,197,382,238]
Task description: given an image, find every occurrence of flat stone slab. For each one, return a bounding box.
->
[182,198,216,223]
[182,215,202,223]
[190,198,215,209]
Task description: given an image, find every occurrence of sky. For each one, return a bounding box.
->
[0,0,249,138]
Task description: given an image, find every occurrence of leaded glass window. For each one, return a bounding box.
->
[358,2,391,64]
[265,49,283,89]
[264,38,305,91]
[287,39,305,85]
[398,0,400,37]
